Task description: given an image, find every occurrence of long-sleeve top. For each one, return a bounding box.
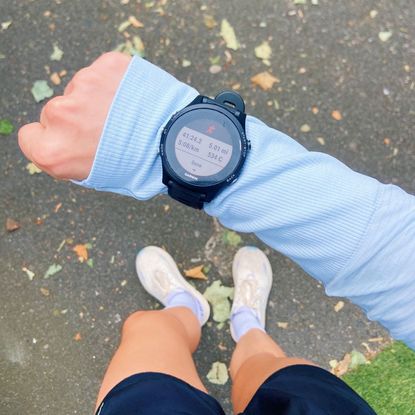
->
[74,56,415,349]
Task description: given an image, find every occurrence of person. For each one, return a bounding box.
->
[92,245,376,414]
[17,51,414,412]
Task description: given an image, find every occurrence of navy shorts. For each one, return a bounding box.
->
[96,365,376,415]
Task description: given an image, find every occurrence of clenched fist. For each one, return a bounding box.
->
[18,52,131,180]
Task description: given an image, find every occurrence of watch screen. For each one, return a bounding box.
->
[175,126,233,176]
[163,108,243,186]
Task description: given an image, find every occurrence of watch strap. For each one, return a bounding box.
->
[167,180,206,209]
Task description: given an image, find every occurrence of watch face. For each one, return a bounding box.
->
[164,108,243,186]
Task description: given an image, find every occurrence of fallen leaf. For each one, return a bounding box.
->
[369,10,378,19]
[185,265,208,280]
[368,337,384,343]
[73,244,89,262]
[73,332,82,341]
[1,21,12,30]
[334,300,345,312]
[311,106,319,114]
[118,20,131,32]
[311,0,319,4]
[251,71,279,91]
[50,72,61,85]
[50,44,64,61]
[44,263,63,279]
[31,80,54,103]
[300,124,311,133]
[40,287,50,296]
[277,322,288,329]
[206,361,229,385]
[316,137,325,145]
[222,230,242,247]
[6,218,20,232]
[294,0,306,4]
[203,280,234,323]
[22,267,35,281]
[209,56,221,65]
[0,119,14,135]
[204,15,217,29]
[329,359,338,369]
[332,353,351,377]
[255,41,272,63]
[182,59,191,67]
[220,19,239,50]
[129,15,144,28]
[115,36,145,57]
[273,99,280,110]
[349,350,368,369]
[54,202,62,213]
[331,110,343,121]
[0,52,5,59]
[209,65,222,74]
[378,31,392,42]
[87,258,94,268]
[26,162,42,174]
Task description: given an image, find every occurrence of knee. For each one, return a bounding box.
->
[121,310,177,337]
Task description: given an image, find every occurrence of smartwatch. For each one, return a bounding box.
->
[160,90,250,209]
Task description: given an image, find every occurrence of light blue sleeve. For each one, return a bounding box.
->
[74,56,415,349]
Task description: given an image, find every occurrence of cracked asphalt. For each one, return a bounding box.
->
[1,1,414,414]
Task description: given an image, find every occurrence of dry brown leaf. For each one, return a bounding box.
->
[6,218,20,232]
[128,15,144,28]
[50,72,61,85]
[311,106,319,114]
[73,332,82,341]
[331,353,351,377]
[251,71,279,91]
[331,110,343,121]
[334,301,345,312]
[54,202,62,213]
[73,244,89,262]
[40,287,50,296]
[204,15,217,29]
[185,265,208,280]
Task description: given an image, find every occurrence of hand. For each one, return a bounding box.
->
[18,52,131,181]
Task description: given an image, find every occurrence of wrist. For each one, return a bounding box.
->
[73,56,199,200]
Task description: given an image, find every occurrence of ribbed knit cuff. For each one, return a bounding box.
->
[73,56,199,199]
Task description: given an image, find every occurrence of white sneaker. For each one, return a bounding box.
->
[135,246,210,325]
[231,246,273,341]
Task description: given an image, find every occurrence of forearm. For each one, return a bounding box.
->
[76,56,415,348]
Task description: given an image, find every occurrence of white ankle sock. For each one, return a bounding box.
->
[165,290,203,325]
[231,306,264,342]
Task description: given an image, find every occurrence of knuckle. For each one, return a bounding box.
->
[43,96,67,119]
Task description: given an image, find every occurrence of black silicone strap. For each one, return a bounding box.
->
[167,180,206,209]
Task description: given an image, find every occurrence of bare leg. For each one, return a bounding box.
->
[230,329,315,414]
[95,307,206,411]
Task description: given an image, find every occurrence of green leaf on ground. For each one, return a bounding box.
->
[203,280,234,323]
[349,350,367,370]
[50,44,64,61]
[44,263,62,279]
[220,19,239,50]
[114,35,145,57]
[206,361,229,385]
[26,162,42,175]
[0,119,14,135]
[223,230,242,247]
[343,342,415,415]
[31,80,54,103]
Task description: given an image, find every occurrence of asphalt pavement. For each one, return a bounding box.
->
[1,1,414,414]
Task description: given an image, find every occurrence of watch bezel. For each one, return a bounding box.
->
[160,102,249,200]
